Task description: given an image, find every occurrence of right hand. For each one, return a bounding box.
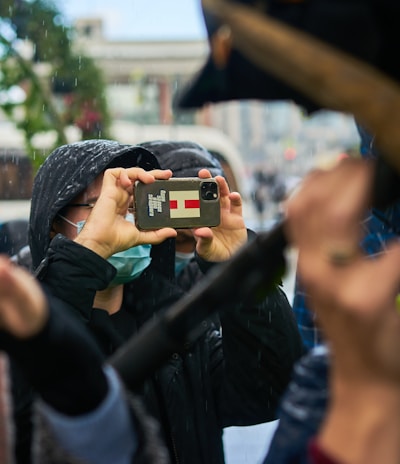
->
[193,169,247,262]
[75,167,177,258]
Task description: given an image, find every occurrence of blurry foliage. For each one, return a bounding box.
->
[0,0,111,171]
[0,0,71,62]
[55,54,110,140]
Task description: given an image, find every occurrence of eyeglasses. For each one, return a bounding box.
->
[68,203,134,213]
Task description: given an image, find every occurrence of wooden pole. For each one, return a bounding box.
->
[203,0,400,173]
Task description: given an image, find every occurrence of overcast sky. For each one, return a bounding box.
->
[61,0,207,41]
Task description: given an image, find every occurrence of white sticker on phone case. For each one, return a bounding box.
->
[147,190,167,217]
[146,189,200,218]
[169,190,200,218]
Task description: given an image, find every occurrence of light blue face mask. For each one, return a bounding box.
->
[174,251,195,276]
[59,213,152,286]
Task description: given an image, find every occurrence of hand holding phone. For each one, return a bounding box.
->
[135,177,220,230]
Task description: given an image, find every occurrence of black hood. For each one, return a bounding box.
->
[139,140,225,178]
[29,139,160,269]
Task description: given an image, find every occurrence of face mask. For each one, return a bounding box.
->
[107,242,152,286]
[175,251,195,276]
[58,213,152,285]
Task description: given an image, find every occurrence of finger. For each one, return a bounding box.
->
[228,191,242,216]
[9,265,47,312]
[215,175,230,197]
[146,169,173,180]
[321,162,373,245]
[328,247,400,319]
[193,227,214,240]
[286,161,371,248]
[104,167,172,187]
[103,167,138,188]
[198,169,212,179]
[136,228,177,245]
[214,176,232,211]
[193,228,214,258]
[299,240,400,320]
[124,168,153,185]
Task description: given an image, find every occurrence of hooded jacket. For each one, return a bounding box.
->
[29,139,160,270]
[30,139,303,464]
[140,139,226,179]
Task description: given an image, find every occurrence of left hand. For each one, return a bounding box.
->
[0,256,48,339]
[285,159,400,383]
[193,169,247,262]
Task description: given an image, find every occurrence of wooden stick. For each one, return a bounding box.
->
[203,0,400,173]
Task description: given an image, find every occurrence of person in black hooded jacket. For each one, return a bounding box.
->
[27,138,303,464]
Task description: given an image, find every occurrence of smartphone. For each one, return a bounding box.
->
[135,177,220,230]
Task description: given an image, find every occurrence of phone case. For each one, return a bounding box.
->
[135,178,220,229]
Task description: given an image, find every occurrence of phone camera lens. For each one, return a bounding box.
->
[201,182,218,201]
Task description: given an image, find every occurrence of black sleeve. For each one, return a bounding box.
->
[35,234,116,322]
[0,291,108,416]
[215,284,304,425]
[205,230,304,425]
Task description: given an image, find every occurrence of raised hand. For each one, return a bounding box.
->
[75,167,177,258]
[193,169,247,262]
[285,158,400,384]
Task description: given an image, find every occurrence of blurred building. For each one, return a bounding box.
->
[72,18,208,125]
[72,18,360,175]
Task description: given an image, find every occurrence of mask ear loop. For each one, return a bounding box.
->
[57,214,79,228]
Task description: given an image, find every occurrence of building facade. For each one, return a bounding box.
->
[73,18,209,125]
[72,18,360,175]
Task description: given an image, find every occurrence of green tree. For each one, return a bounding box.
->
[0,0,111,171]
[55,54,110,140]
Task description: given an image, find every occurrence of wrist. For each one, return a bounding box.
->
[74,234,112,259]
[319,376,400,464]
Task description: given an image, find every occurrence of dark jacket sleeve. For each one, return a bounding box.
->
[35,234,116,322]
[202,230,304,426]
[213,284,304,426]
[4,238,116,464]
[0,294,108,416]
